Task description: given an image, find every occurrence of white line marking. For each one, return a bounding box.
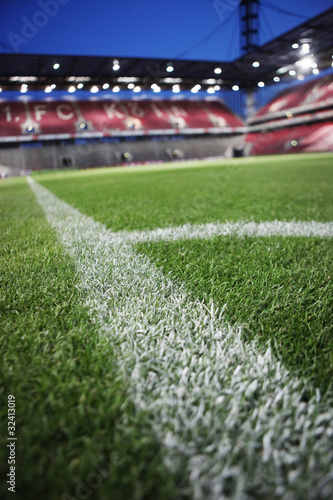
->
[111,220,333,245]
[28,177,333,500]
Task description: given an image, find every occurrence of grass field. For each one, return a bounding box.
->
[1,153,333,500]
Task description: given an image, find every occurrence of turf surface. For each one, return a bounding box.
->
[136,235,333,393]
[36,153,333,231]
[0,178,179,500]
[2,153,333,498]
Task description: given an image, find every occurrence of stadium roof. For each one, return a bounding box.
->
[0,7,332,92]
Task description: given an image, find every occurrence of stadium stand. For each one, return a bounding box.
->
[246,74,333,155]
[0,99,244,140]
[0,98,245,169]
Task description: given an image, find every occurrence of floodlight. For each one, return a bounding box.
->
[214,85,220,91]
[133,86,141,92]
[289,70,296,76]
[297,56,316,71]
[214,67,222,74]
[258,81,265,87]
[90,86,99,93]
[166,63,174,72]
[20,84,28,93]
[53,63,60,69]
[292,43,299,49]
[273,76,280,82]
[312,68,319,75]
[300,43,310,55]
[232,85,239,91]
[113,59,120,71]
[103,83,110,89]
[172,84,180,93]
[68,86,76,93]
[45,86,52,93]
[77,83,84,89]
[207,87,215,94]
[112,86,120,92]
[252,61,260,68]
[127,83,135,89]
[50,84,56,89]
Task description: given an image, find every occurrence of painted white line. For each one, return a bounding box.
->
[28,177,333,500]
[111,220,333,245]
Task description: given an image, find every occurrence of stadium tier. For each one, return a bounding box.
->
[0,99,244,141]
[246,75,333,155]
[249,74,333,124]
[247,122,333,155]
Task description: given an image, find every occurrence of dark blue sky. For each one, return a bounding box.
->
[1,0,332,61]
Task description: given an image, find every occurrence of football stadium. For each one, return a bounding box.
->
[1,1,333,499]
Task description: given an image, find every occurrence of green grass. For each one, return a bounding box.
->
[34,153,333,393]
[0,178,180,500]
[2,153,333,497]
[37,153,333,231]
[136,235,333,393]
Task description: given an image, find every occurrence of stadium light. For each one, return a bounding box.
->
[252,61,260,68]
[172,84,180,93]
[112,86,120,92]
[113,59,120,71]
[297,56,316,71]
[50,84,56,89]
[68,86,76,93]
[163,77,182,83]
[292,43,299,49]
[191,84,201,93]
[133,86,141,92]
[300,43,310,55]
[77,83,84,89]
[313,68,319,75]
[127,83,135,89]
[151,84,161,93]
[90,86,99,93]
[232,85,239,91]
[257,81,265,87]
[0,87,2,93]
[214,67,222,74]
[273,76,280,82]
[214,85,221,91]
[53,63,60,70]
[277,66,289,74]
[45,86,52,93]
[207,87,215,94]
[20,84,28,93]
[166,63,174,73]
[103,83,110,89]
[289,70,296,76]
[297,75,305,81]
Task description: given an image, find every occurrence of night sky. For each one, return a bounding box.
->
[1,0,332,61]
